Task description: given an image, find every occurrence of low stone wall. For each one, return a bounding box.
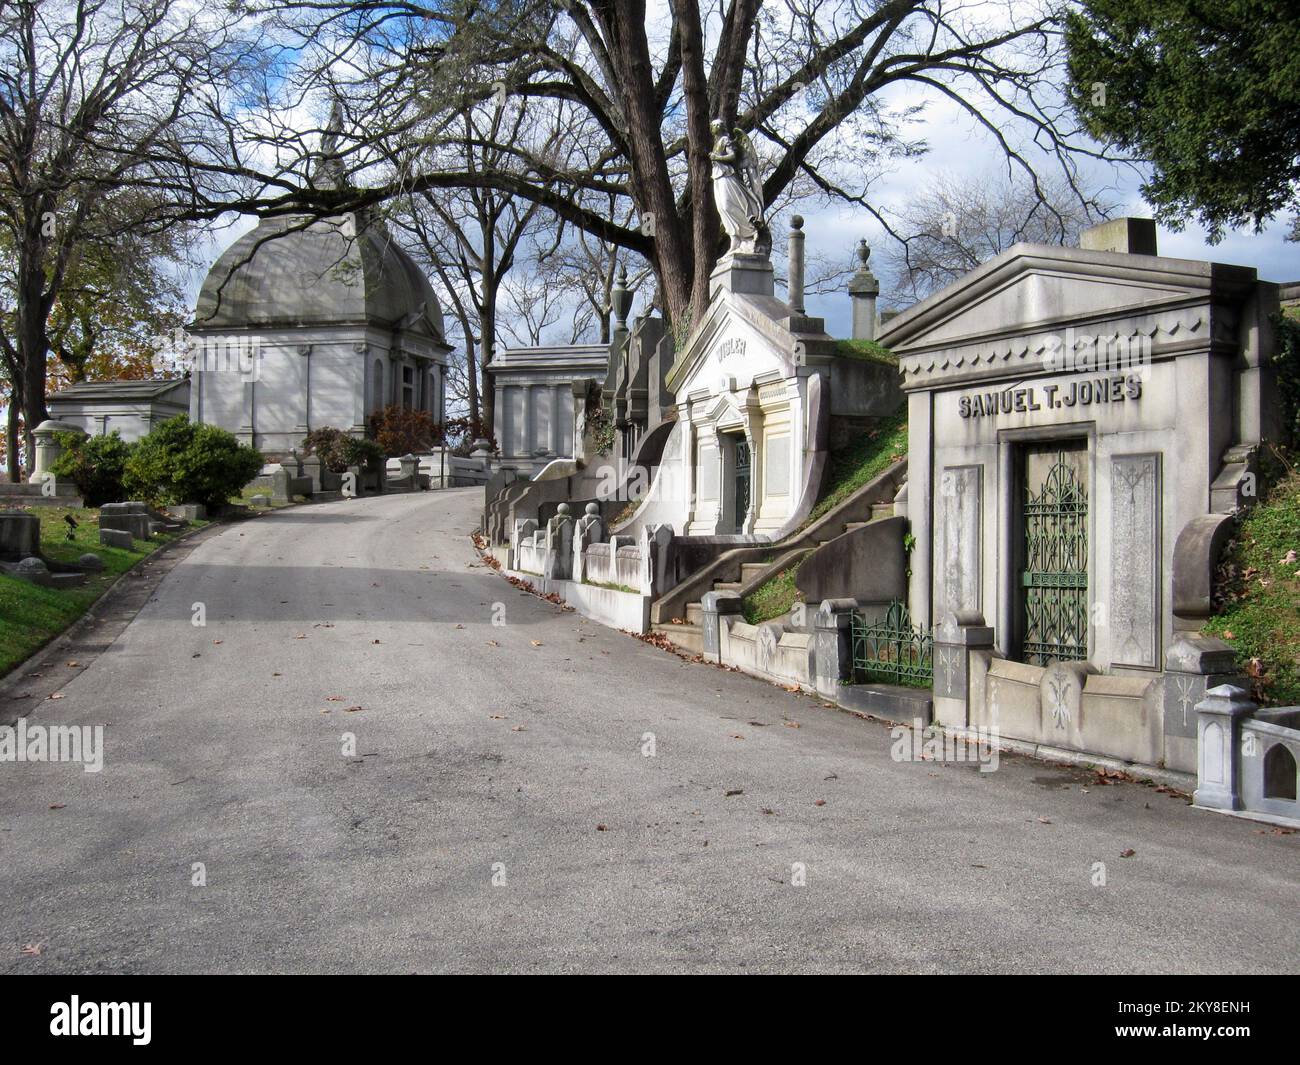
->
[968,657,1162,767]
[503,568,653,632]
[1196,685,1300,827]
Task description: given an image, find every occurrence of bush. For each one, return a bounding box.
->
[368,405,436,457]
[50,431,131,507]
[302,427,384,473]
[125,415,263,511]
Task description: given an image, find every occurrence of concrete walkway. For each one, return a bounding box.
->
[1,489,1295,973]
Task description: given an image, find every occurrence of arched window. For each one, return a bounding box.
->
[1263,743,1298,801]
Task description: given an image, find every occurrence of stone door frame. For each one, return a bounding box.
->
[995,421,1097,665]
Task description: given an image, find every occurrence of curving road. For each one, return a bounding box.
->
[0,488,1296,974]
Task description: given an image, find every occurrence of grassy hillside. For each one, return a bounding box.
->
[742,406,908,624]
[1203,454,1300,706]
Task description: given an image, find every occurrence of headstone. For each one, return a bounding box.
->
[0,511,41,559]
[27,419,84,485]
[78,552,105,572]
[248,494,270,507]
[99,501,151,541]
[170,503,206,522]
[99,528,133,550]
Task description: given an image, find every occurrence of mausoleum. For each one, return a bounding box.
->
[189,211,452,458]
[880,219,1284,772]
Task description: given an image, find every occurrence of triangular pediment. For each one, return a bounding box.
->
[879,242,1256,354]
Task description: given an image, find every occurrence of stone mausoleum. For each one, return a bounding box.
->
[880,218,1285,775]
[189,211,452,458]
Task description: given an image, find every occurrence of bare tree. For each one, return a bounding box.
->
[0,0,257,473]
[882,169,1111,301]
[217,1,1109,340]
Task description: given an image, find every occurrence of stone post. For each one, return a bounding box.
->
[639,523,674,596]
[397,453,419,489]
[701,590,744,665]
[932,611,996,729]
[1163,634,1246,775]
[847,239,880,341]
[572,503,605,583]
[543,503,573,580]
[787,215,806,314]
[510,518,538,571]
[1193,684,1256,812]
[814,598,858,699]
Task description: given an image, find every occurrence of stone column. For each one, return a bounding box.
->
[701,590,744,665]
[847,239,880,341]
[932,611,996,729]
[813,598,857,698]
[551,384,564,455]
[296,344,312,434]
[1163,634,1246,775]
[1193,684,1256,812]
[787,215,806,313]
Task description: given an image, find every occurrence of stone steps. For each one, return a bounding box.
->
[652,621,703,655]
[739,562,769,582]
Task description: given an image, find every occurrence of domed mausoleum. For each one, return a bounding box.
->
[189,211,451,457]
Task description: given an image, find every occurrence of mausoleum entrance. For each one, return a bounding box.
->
[1016,441,1089,666]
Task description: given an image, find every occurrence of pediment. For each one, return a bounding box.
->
[672,297,792,397]
[880,243,1255,354]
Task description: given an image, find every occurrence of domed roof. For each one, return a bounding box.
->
[194,214,447,343]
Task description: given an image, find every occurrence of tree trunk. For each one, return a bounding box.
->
[478,283,497,440]
[5,390,21,483]
[594,1,696,338]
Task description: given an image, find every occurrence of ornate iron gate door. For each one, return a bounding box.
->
[1021,449,1089,664]
[733,437,751,532]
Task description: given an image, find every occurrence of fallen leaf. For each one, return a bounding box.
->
[48,692,64,700]
[783,721,801,729]
[49,804,65,810]
[596,823,607,831]
[1120,848,1136,858]
[65,660,80,668]
[530,640,543,647]
[511,725,527,732]
[326,695,344,702]
[729,733,744,740]
[294,633,307,639]
[813,799,827,807]
[20,943,42,956]
[1037,816,1052,824]
[344,705,364,713]
[724,788,744,797]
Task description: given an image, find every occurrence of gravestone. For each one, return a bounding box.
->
[0,511,41,559]
[99,502,152,541]
[99,528,134,550]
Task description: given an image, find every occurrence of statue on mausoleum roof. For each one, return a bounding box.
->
[710,119,770,257]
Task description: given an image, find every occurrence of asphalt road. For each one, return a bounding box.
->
[1,489,1296,974]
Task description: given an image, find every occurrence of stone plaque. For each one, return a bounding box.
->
[765,433,790,496]
[697,442,719,501]
[938,465,981,616]
[1110,453,1160,667]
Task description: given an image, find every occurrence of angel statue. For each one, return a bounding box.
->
[710,119,770,256]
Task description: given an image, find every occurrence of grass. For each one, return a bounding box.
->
[585,579,640,594]
[834,338,899,365]
[1203,453,1300,706]
[741,558,807,625]
[804,407,908,526]
[0,505,195,677]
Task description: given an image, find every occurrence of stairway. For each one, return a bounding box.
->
[651,485,902,653]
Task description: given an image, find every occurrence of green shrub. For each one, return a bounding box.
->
[50,431,131,507]
[125,415,263,510]
[303,427,384,472]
